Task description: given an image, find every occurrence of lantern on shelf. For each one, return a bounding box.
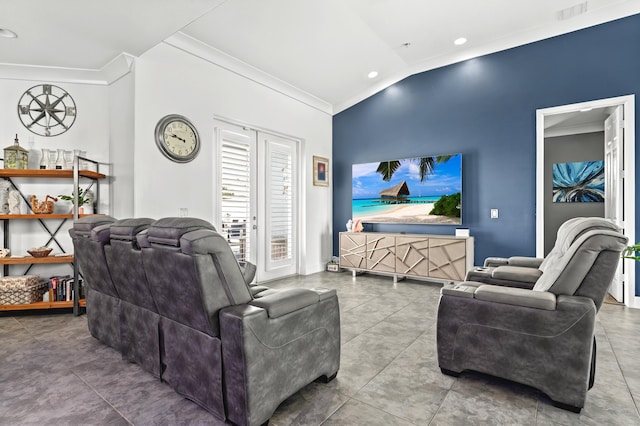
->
[4,134,28,169]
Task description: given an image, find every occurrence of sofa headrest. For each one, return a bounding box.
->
[540,217,621,272]
[72,215,117,235]
[110,218,155,242]
[534,228,628,294]
[557,217,620,252]
[146,217,215,247]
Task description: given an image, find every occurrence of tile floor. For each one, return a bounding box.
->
[1,272,639,425]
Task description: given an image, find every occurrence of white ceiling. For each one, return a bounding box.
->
[2,0,640,113]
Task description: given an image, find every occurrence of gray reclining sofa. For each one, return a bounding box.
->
[70,216,341,426]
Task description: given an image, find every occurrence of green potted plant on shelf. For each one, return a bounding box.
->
[58,188,94,214]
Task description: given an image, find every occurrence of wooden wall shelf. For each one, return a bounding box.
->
[0,158,105,315]
[0,255,73,265]
[0,214,98,220]
[0,298,86,311]
[0,169,105,179]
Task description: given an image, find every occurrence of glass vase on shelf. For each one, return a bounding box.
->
[39,149,49,170]
[47,150,57,169]
[55,149,64,170]
[63,150,74,169]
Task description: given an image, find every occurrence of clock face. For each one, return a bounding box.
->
[154,114,200,163]
[18,84,76,137]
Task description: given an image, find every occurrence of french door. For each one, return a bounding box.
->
[215,121,298,282]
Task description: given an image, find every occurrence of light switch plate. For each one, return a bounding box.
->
[490,208,499,219]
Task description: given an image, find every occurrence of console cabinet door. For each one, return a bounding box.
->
[340,233,367,269]
[366,235,396,273]
[396,236,429,276]
[429,238,467,281]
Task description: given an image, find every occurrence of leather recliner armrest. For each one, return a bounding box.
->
[474,285,557,310]
[484,257,508,267]
[484,256,543,268]
[249,288,321,318]
[492,265,542,283]
[507,256,544,268]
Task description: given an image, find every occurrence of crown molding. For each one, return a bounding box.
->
[164,32,333,115]
[0,52,135,86]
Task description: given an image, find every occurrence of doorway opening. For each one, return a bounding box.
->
[536,95,636,308]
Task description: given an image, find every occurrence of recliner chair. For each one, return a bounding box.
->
[138,217,340,426]
[437,218,627,412]
[69,215,119,349]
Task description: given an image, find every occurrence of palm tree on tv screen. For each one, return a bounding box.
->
[376,155,454,182]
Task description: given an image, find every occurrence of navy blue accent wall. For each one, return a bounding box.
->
[333,14,640,295]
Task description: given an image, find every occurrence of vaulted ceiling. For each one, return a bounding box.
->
[2,0,639,113]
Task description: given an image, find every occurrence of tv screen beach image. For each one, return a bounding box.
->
[352,153,462,224]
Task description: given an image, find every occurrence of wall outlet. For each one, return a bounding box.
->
[179,208,188,217]
[490,208,499,219]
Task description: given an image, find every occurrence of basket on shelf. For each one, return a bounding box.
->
[0,275,47,305]
[30,195,57,214]
[27,247,53,258]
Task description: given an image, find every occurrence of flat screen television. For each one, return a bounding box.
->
[352,153,462,225]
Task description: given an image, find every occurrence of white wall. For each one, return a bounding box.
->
[133,41,333,274]
[108,71,136,218]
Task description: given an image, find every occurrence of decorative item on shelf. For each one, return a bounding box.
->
[8,190,20,214]
[346,219,353,231]
[58,188,92,213]
[27,247,53,258]
[63,150,74,169]
[0,275,47,305]
[30,194,57,214]
[79,151,89,170]
[39,148,49,169]
[46,149,57,169]
[3,134,29,169]
[73,149,90,169]
[0,248,10,258]
[352,219,364,232]
[55,149,64,170]
[0,180,10,213]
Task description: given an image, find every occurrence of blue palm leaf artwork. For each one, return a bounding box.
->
[553,160,605,202]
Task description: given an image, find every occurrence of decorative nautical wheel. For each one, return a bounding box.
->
[17,84,77,137]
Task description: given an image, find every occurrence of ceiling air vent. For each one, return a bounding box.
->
[557,2,588,20]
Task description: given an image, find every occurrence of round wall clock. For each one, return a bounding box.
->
[154,114,201,163]
[17,84,76,137]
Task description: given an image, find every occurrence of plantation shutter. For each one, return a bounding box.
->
[220,141,252,263]
[268,147,293,263]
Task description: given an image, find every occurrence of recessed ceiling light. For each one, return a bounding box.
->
[368,71,378,79]
[454,37,467,46]
[580,107,593,112]
[0,28,18,38]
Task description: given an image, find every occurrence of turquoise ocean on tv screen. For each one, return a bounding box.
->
[352,196,441,217]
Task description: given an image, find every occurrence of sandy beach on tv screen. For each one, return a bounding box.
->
[354,203,460,224]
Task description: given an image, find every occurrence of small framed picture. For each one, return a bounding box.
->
[313,156,329,186]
